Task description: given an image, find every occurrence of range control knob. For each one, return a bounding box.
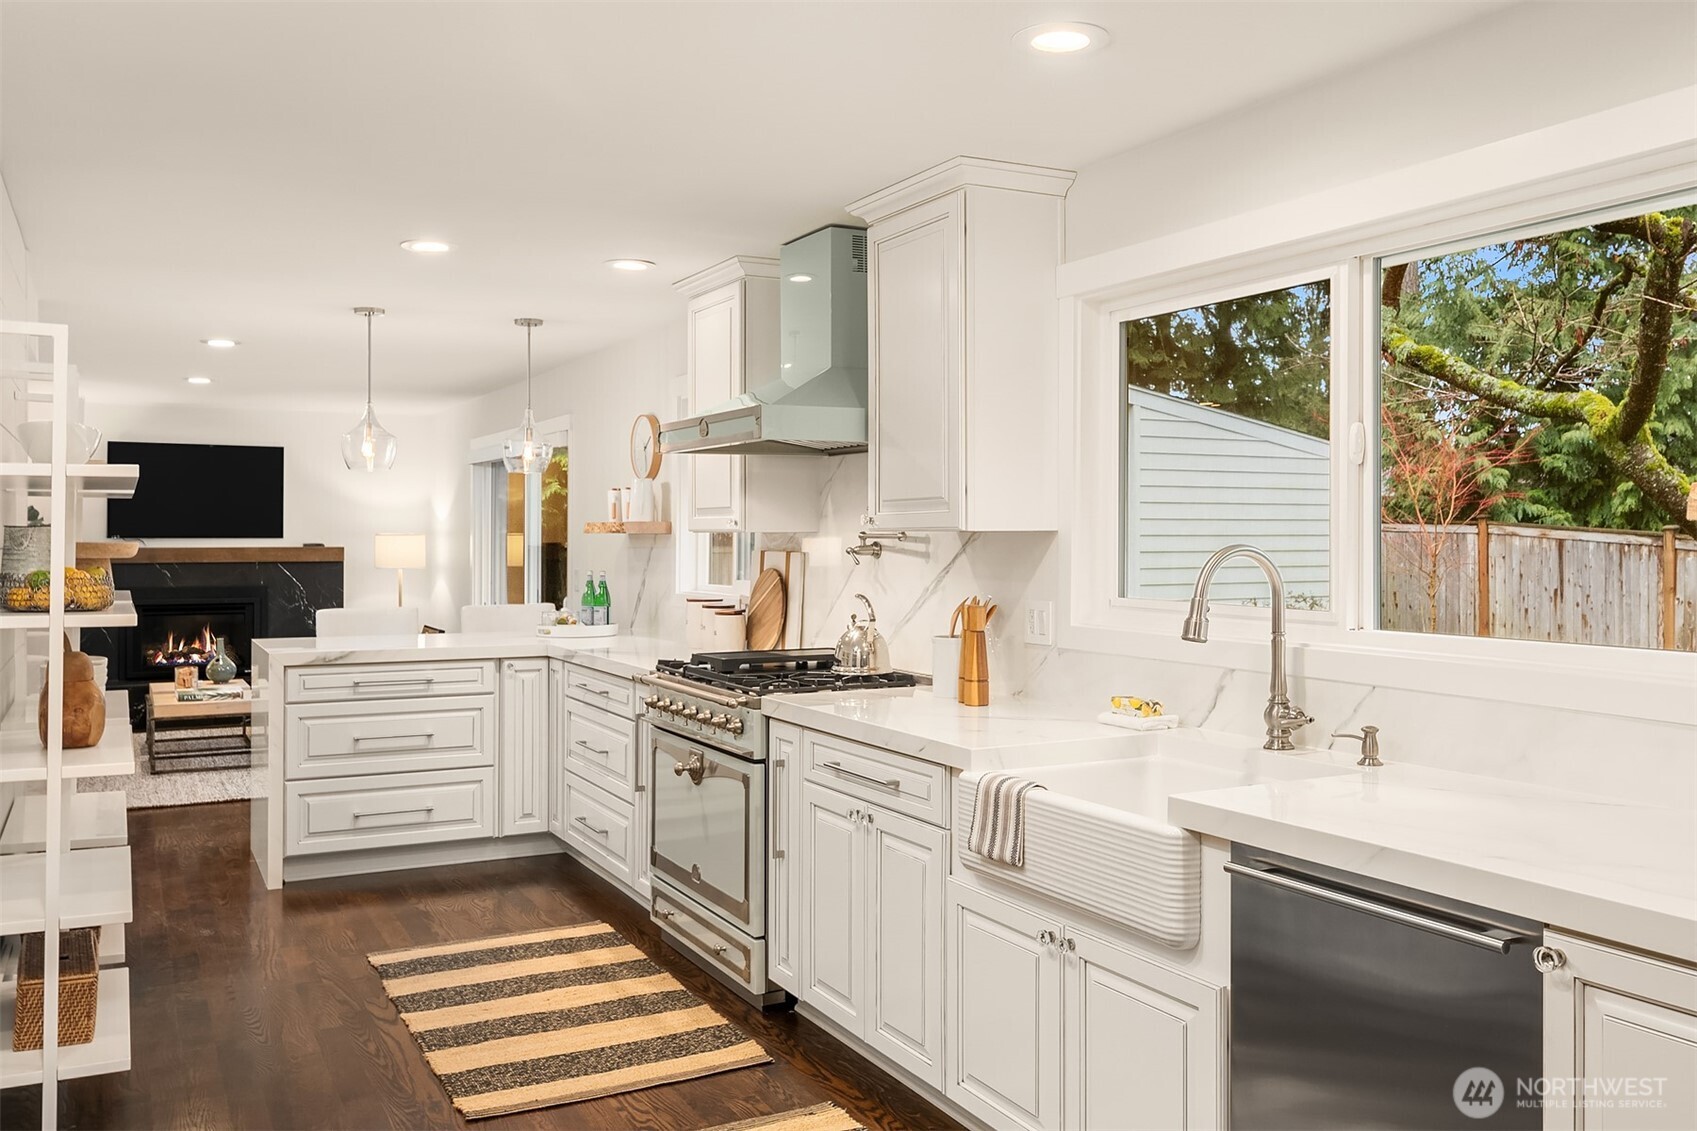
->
[709,713,730,729]
[680,707,700,721]
[726,717,745,735]
[643,694,660,709]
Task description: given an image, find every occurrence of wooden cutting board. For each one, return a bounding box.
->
[745,567,786,650]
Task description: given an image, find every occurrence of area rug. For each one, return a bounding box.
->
[369,921,770,1119]
[705,1102,866,1131]
[76,728,260,809]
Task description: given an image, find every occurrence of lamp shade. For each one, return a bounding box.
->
[374,532,427,570]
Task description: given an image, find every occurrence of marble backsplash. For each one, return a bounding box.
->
[601,451,1692,809]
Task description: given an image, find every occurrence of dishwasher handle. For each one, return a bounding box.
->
[1225,860,1531,954]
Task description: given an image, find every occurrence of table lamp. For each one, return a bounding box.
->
[374,532,427,606]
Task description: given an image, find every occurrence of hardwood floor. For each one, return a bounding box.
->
[0,802,960,1131]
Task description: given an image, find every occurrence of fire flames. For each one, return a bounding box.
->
[146,625,219,667]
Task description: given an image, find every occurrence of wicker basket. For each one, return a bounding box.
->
[13,928,100,1051]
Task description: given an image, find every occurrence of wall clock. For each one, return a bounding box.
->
[630,413,662,479]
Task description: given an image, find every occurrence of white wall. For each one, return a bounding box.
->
[81,400,472,629]
[1065,1,1697,260]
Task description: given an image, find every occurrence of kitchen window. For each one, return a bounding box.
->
[1069,129,1694,722]
[1121,280,1332,610]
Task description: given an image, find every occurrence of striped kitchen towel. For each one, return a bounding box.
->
[966,772,1046,867]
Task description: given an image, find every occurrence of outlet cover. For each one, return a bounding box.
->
[1024,601,1054,646]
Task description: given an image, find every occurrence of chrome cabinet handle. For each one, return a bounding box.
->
[352,805,435,819]
[1225,861,1530,953]
[656,908,675,920]
[351,733,433,745]
[351,677,436,687]
[822,760,901,791]
[848,807,863,823]
[575,683,612,697]
[1035,929,1057,949]
[575,740,610,757]
[574,814,610,836]
[1533,945,1567,973]
[864,810,875,825]
[771,757,786,860]
[1064,936,1076,952]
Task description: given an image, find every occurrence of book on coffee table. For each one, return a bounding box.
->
[176,686,250,702]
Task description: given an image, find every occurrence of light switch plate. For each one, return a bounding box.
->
[1024,601,1054,646]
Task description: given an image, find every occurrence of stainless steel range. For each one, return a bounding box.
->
[639,650,917,1005]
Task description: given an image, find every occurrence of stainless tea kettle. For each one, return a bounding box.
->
[834,593,891,674]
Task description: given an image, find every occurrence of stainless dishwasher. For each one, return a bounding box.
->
[1230,846,1543,1130]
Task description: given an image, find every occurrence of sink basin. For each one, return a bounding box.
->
[956,729,1352,948]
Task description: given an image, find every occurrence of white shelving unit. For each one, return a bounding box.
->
[0,320,136,1128]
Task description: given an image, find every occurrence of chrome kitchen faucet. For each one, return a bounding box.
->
[1180,543,1314,751]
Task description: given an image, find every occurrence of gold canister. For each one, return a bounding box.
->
[951,597,997,707]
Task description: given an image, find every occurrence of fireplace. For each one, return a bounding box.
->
[121,589,265,685]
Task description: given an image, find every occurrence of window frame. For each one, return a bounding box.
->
[1063,129,1697,728]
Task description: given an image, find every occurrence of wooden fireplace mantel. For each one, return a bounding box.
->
[128,546,345,564]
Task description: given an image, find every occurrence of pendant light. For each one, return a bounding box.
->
[341,306,398,471]
[503,317,553,473]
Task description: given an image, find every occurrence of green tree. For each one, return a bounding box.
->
[1382,206,1696,536]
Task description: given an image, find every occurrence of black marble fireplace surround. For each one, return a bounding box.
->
[82,549,343,728]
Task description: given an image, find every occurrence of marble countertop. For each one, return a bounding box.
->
[254,632,687,681]
[1169,761,1697,964]
[761,686,1149,770]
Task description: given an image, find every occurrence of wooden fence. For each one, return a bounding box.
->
[1381,521,1697,652]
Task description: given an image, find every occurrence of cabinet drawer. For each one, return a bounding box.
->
[564,773,635,886]
[285,767,495,855]
[564,704,637,794]
[285,696,495,780]
[803,730,948,827]
[287,661,496,703]
[652,888,766,993]
[563,664,637,718]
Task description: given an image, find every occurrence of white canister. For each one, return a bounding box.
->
[712,609,748,651]
[607,488,623,522]
[932,636,959,700]
[685,599,722,652]
[629,479,656,522]
[619,486,632,520]
[89,655,109,690]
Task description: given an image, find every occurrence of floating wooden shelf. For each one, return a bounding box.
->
[583,521,672,535]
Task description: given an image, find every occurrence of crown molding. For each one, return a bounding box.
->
[672,255,781,298]
[845,155,1077,224]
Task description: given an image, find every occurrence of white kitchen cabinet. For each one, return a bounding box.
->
[799,778,948,1088]
[801,780,865,1032]
[847,157,1074,532]
[1543,930,1697,1130]
[497,658,549,837]
[675,256,818,534]
[1063,925,1224,1131]
[947,878,1064,1131]
[767,721,803,994]
[945,879,1222,1131]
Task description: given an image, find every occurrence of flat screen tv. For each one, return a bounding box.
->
[105,442,285,539]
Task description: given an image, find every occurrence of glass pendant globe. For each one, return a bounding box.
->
[502,407,553,474]
[342,403,398,471]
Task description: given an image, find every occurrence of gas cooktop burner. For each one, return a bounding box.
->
[656,650,919,697]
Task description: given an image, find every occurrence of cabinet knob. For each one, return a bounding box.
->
[1533,945,1566,973]
[1035,929,1056,949]
[1064,936,1076,952]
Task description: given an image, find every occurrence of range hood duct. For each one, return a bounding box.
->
[661,225,868,456]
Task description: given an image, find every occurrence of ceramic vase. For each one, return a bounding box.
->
[205,637,238,684]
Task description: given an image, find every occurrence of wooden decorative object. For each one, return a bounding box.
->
[174,666,198,690]
[745,568,786,651]
[39,636,107,749]
[14,928,100,1050]
[583,521,672,535]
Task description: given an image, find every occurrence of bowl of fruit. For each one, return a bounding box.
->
[3,566,116,612]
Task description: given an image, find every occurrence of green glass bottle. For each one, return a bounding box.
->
[595,571,611,626]
[579,571,595,624]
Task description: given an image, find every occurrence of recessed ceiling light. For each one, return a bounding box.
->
[1018,22,1109,54]
[606,259,655,271]
[787,274,814,283]
[400,239,452,254]
[186,376,213,385]
[201,338,239,348]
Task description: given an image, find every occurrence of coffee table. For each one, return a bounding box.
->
[145,680,253,774]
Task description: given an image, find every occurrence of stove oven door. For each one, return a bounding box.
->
[650,725,765,935]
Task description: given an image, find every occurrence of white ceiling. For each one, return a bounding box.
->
[1,1,1509,409]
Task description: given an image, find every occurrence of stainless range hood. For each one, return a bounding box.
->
[662,225,868,456]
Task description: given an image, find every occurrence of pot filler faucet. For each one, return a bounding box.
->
[1181,543,1314,751]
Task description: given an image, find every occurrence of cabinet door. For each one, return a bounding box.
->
[547,662,567,839]
[768,722,803,994]
[865,804,947,1089]
[687,282,744,532]
[800,781,865,1033]
[1544,930,1697,1131]
[868,192,964,530]
[498,659,548,836]
[946,880,1062,1131]
[1063,927,1224,1131]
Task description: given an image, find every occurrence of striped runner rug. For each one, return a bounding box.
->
[369,921,770,1119]
[706,1102,866,1131]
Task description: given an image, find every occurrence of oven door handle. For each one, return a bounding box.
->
[1224,861,1529,953]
